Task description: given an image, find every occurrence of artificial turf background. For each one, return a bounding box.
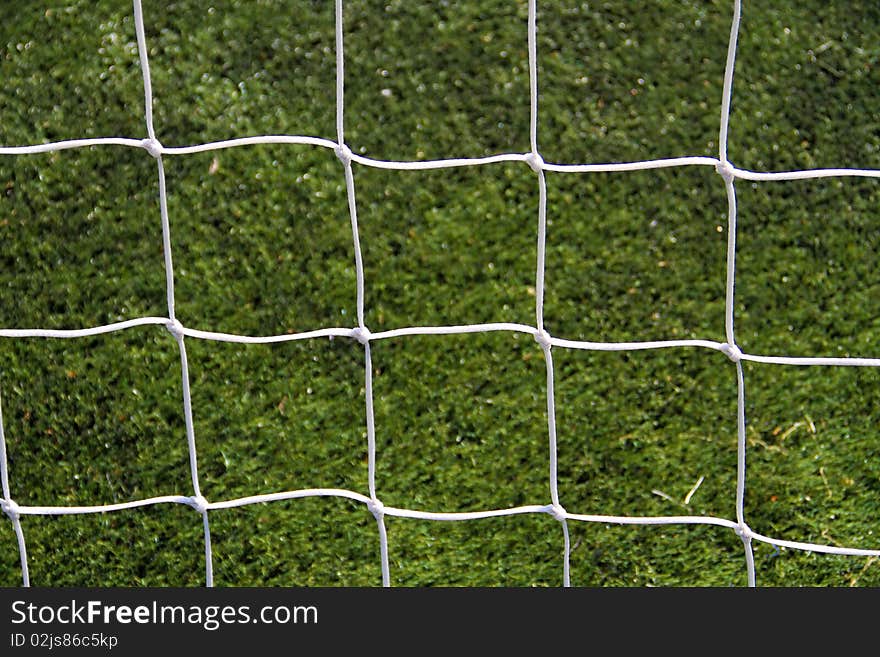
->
[0,0,878,586]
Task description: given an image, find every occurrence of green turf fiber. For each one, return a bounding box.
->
[0,0,878,586]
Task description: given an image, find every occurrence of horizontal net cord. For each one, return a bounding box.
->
[6,492,880,560]
[0,317,170,338]
[2,320,880,368]
[4,135,880,182]
[728,166,880,181]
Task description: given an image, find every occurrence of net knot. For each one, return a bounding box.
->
[1,498,21,520]
[548,503,567,522]
[335,143,353,167]
[715,160,736,183]
[720,342,742,363]
[141,138,164,158]
[533,328,552,350]
[524,151,545,174]
[366,497,384,518]
[734,523,753,541]
[166,318,185,339]
[351,326,371,345]
[188,495,210,514]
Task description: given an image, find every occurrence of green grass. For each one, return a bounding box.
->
[1,0,879,587]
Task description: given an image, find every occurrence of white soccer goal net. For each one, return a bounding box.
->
[1,0,879,587]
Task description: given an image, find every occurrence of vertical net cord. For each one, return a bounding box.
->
[717,0,755,586]
[528,0,570,587]
[336,0,390,587]
[133,0,214,587]
[0,391,30,585]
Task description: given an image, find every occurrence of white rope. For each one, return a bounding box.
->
[525,0,571,587]
[0,392,30,586]
[1,0,879,589]
[715,0,757,586]
[136,0,214,587]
